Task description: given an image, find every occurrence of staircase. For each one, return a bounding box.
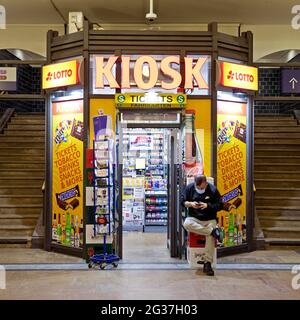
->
[255,114,300,248]
[0,112,45,245]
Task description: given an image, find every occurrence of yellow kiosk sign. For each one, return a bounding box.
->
[115,93,186,108]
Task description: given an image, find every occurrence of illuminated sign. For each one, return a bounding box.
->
[0,67,16,90]
[218,61,258,91]
[95,55,209,90]
[42,60,79,89]
[115,93,186,108]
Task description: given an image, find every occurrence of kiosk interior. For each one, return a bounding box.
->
[43,22,257,261]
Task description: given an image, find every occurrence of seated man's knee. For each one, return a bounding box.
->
[183,219,191,231]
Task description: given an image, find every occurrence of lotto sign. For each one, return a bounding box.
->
[217,61,258,91]
[42,60,79,89]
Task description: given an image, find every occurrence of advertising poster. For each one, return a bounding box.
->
[51,99,84,248]
[217,100,247,247]
[129,135,153,151]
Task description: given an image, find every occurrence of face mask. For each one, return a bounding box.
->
[195,186,205,194]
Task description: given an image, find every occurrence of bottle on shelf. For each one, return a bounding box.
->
[242,216,247,242]
[75,215,80,248]
[52,213,57,241]
[71,215,75,247]
[65,212,71,246]
[227,213,235,246]
[56,213,62,243]
[61,213,66,244]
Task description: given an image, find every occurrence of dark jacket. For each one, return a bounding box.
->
[181,182,223,221]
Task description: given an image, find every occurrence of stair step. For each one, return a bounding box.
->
[0,216,39,226]
[254,164,300,171]
[255,156,300,164]
[0,136,44,142]
[0,163,45,169]
[255,121,298,126]
[264,238,300,245]
[0,171,44,178]
[0,142,44,148]
[254,127,300,133]
[256,205,300,215]
[255,139,300,145]
[0,178,44,186]
[255,149,300,156]
[263,227,300,238]
[255,179,300,188]
[0,225,34,237]
[0,187,42,195]
[255,115,294,120]
[10,119,45,125]
[256,196,300,206]
[0,155,44,161]
[7,124,45,131]
[255,132,300,138]
[0,195,43,205]
[255,188,300,197]
[255,144,300,151]
[0,207,42,215]
[259,216,300,228]
[255,171,300,179]
[0,147,44,155]
[4,130,45,137]
[0,236,29,244]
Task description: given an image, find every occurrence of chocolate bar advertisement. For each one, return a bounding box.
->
[216,100,247,248]
[51,99,84,248]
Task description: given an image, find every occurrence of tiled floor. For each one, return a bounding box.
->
[0,269,299,300]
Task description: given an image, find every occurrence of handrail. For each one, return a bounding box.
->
[0,108,15,133]
[253,183,256,193]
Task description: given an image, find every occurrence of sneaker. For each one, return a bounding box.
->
[203,262,214,276]
[211,227,222,242]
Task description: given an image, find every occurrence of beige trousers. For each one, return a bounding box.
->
[183,217,216,264]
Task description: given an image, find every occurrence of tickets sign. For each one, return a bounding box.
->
[42,60,79,89]
[115,93,186,108]
[217,61,258,91]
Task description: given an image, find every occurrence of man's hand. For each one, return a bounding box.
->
[184,201,200,209]
[198,202,208,210]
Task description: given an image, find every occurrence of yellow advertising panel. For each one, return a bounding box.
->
[185,99,211,178]
[42,60,79,89]
[115,93,186,108]
[51,99,84,248]
[218,61,258,91]
[217,100,247,247]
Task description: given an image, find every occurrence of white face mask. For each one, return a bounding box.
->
[195,186,205,194]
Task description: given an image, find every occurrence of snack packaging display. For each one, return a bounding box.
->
[234,121,246,143]
[70,119,84,141]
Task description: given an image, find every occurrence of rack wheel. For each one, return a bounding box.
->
[112,262,118,268]
[100,263,106,270]
[88,262,93,269]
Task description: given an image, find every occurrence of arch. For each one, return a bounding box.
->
[256,49,300,64]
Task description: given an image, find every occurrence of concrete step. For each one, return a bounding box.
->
[0,170,45,178]
[256,196,300,207]
[0,187,42,195]
[0,195,43,205]
[255,132,300,138]
[256,206,300,217]
[263,227,300,239]
[0,178,44,187]
[255,144,300,151]
[14,114,45,119]
[0,236,30,244]
[0,155,44,161]
[255,171,300,179]
[254,164,300,171]
[264,238,300,246]
[254,156,300,164]
[0,215,39,226]
[254,127,300,133]
[255,115,294,120]
[3,131,45,137]
[255,139,300,145]
[255,120,298,126]
[10,118,45,125]
[0,206,42,215]
[0,163,45,169]
[7,124,45,131]
[259,216,300,228]
[255,179,300,188]
[255,149,300,156]
[255,188,300,197]
[0,142,44,148]
[0,225,34,237]
[0,136,44,142]
[0,147,44,155]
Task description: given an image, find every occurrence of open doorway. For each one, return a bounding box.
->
[117,110,184,262]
